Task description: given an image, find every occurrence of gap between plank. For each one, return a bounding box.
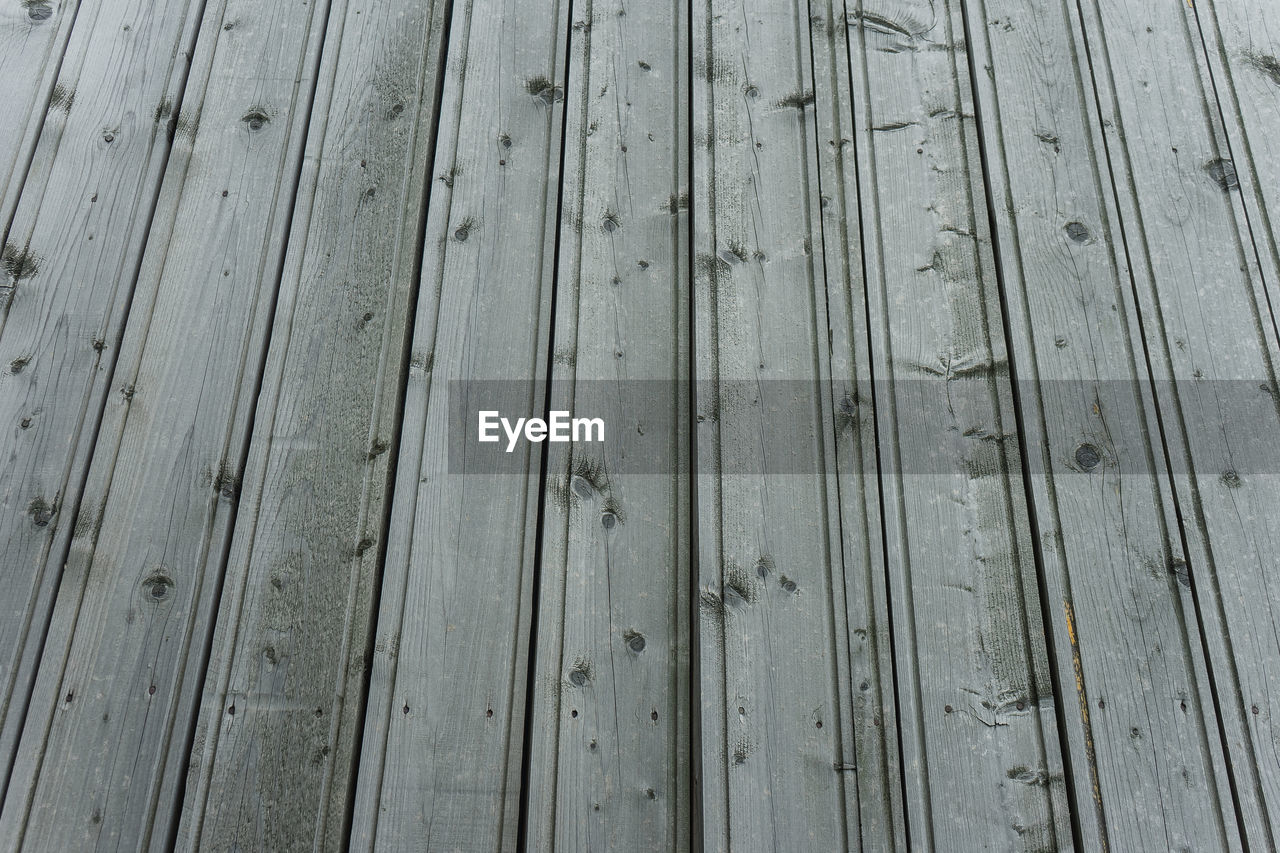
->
[1066,0,1255,845]
[515,0,579,844]
[686,0,703,844]
[836,2,912,846]
[335,1,459,847]
[0,0,215,821]
[954,2,1089,849]
[0,0,88,244]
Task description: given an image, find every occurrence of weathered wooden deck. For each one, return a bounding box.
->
[2,0,1279,848]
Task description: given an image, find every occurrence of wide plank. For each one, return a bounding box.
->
[1075,0,1280,842]
[177,0,452,847]
[522,0,692,849]
[844,0,1071,846]
[0,0,207,817]
[693,0,869,848]
[0,0,333,847]
[965,0,1243,846]
[347,0,570,847]
[0,0,80,229]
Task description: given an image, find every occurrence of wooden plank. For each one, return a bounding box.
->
[347,0,570,847]
[1073,0,1280,843]
[1192,6,1280,840]
[844,0,1072,847]
[0,0,335,847]
[809,2,905,845]
[692,0,872,848]
[175,0,452,848]
[0,0,81,230]
[0,0,207,810]
[964,0,1245,846]
[521,0,692,849]
[1192,0,1280,346]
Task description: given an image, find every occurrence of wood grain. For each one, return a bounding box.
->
[1191,0,1280,347]
[0,0,333,847]
[1075,0,1280,843]
[693,0,868,848]
[844,0,1071,846]
[522,0,692,848]
[0,0,206,820]
[965,0,1244,846]
[177,0,451,847]
[0,0,81,230]
[810,1,905,846]
[347,0,570,848]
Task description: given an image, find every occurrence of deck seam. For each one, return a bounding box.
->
[955,0,1091,848]
[1067,0,1255,844]
[343,2,473,846]
[837,2,911,848]
[514,0,579,844]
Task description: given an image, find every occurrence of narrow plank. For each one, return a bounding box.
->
[347,0,570,847]
[809,2,905,845]
[964,0,1244,846]
[0,0,207,806]
[1192,0,1280,347]
[1074,0,1280,842]
[844,0,1071,847]
[521,0,692,848]
[0,0,81,229]
[176,0,452,847]
[0,0,334,846]
[692,0,866,848]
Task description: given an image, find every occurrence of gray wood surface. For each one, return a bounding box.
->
[844,0,1070,847]
[810,2,905,846]
[1075,0,1280,844]
[966,0,1244,847]
[1193,0,1280,347]
[0,0,80,230]
[0,0,332,847]
[1192,0,1280,837]
[521,0,693,849]
[3,0,1278,845]
[176,0,451,848]
[692,0,868,848]
[522,0,696,845]
[0,0,206,818]
[348,0,570,848]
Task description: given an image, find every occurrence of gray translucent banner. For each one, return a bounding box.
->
[442,379,1280,476]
